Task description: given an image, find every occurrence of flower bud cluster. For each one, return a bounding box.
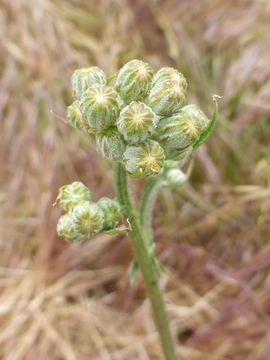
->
[56,181,120,242]
[67,60,211,178]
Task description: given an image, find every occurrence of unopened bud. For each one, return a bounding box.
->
[155,110,202,159]
[115,59,153,104]
[57,213,84,243]
[96,128,126,161]
[57,181,92,211]
[123,140,165,178]
[81,84,121,130]
[71,202,104,237]
[117,101,157,143]
[147,80,187,116]
[97,197,121,230]
[71,67,106,99]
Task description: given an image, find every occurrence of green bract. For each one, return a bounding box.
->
[115,59,154,105]
[155,109,202,160]
[71,66,106,99]
[117,101,157,143]
[57,181,92,211]
[97,197,120,230]
[57,213,84,243]
[96,128,126,161]
[71,201,104,237]
[81,84,121,130]
[123,140,165,178]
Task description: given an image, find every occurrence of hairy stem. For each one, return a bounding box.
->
[114,162,177,360]
[139,175,163,242]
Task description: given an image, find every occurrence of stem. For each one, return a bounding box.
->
[139,175,163,242]
[114,162,177,360]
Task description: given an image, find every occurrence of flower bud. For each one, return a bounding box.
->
[71,67,106,99]
[97,197,121,230]
[67,100,85,131]
[115,59,154,104]
[71,201,104,237]
[181,104,210,131]
[96,128,126,161]
[81,84,121,130]
[155,110,202,159]
[123,140,165,178]
[152,67,187,89]
[117,101,157,143]
[57,181,92,211]
[147,80,187,116]
[163,168,187,187]
[57,213,84,243]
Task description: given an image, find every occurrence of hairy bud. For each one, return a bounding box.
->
[147,80,187,116]
[71,202,104,237]
[96,128,126,161]
[152,67,187,89]
[123,140,165,178]
[115,59,154,104]
[57,213,84,243]
[97,197,121,230]
[71,67,106,99]
[67,100,85,131]
[57,181,92,211]
[155,110,202,159]
[117,101,157,143]
[81,84,121,130]
[181,104,210,131]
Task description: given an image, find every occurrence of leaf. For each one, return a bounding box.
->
[154,258,167,274]
[130,261,139,284]
[103,226,130,235]
[193,96,220,150]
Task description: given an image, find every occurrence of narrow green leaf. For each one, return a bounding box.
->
[103,226,130,235]
[154,257,167,274]
[130,261,139,284]
[193,97,219,150]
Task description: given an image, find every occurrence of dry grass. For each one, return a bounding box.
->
[0,0,270,359]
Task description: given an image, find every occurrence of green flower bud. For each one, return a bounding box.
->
[115,59,154,104]
[57,181,92,211]
[97,197,120,230]
[123,140,165,178]
[67,100,84,131]
[71,201,104,237]
[155,110,202,159]
[71,67,106,99]
[147,80,187,116]
[181,104,210,131]
[96,128,126,161]
[152,67,187,89]
[57,213,84,243]
[163,168,187,187]
[117,101,157,143]
[81,84,121,130]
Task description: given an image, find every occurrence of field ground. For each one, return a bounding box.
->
[0,0,270,359]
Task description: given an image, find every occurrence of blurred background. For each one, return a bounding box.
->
[1,0,270,359]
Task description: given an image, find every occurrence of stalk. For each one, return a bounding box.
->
[114,162,177,360]
[139,175,163,242]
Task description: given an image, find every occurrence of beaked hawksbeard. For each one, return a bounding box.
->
[57,59,216,243]
[56,59,218,360]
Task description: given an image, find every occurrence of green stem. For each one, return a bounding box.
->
[139,175,163,242]
[114,162,177,360]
